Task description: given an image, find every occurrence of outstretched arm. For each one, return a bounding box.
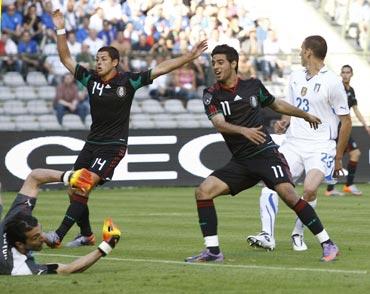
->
[352,105,370,136]
[268,99,321,129]
[150,40,208,80]
[52,10,76,75]
[334,114,352,177]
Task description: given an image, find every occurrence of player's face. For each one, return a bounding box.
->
[341,67,352,83]
[300,43,309,67]
[24,224,44,251]
[95,51,117,77]
[212,54,235,82]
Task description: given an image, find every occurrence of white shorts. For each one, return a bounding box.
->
[279,140,336,183]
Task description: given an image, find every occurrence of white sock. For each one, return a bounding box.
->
[259,187,278,238]
[315,229,330,244]
[292,198,318,236]
[204,235,219,247]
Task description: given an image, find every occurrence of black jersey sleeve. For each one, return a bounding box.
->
[257,79,275,107]
[128,70,153,91]
[74,64,93,87]
[203,89,222,119]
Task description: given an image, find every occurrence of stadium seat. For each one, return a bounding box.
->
[15,121,41,130]
[0,86,14,101]
[14,86,37,100]
[151,113,176,122]
[134,86,150,101]
[0,122,17,131]
[85,114,92,128]
[3,100,27,115]
[0,116,12,122]
[186,99,204,113]
[3,72,25,87]
[131,113,151,121]
[198,118,213,128]
[163,99,187,113]
[130,119,155,129]
[26,100,50,114]
[26,71,48,86]
[177,120,201,128]
[38,114,63,130]
[141,99,164,113]
[153,120,178,128]
[37,86,56,100]
[62,114,85,130]
[131,101,142,113]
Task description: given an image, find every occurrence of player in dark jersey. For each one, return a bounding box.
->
[185,44,339,263]
[325,65,370,196]
[43,10,208,248]
[0,168,120,275]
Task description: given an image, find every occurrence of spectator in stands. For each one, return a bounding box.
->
[76,0,95,19]
[100,0,123,25]
[40,1,55,30]
[238,52,257,80]
[67,31,82,58]
[53,73,89,124]
[0,31,21,74]
[76,16,90,43]
[261,30,284,81]
[98,20,117,46]
[150,37,171,57]
[149,55,174,100]
[76,43,95,69]
[132,34,151,53]
[1,3,23,38]
[18,30,41,77]
[23,4,43,43]
[173,63,198,101]
[83,29,105,56]
[89,7,104,32]
[64,0,78,32]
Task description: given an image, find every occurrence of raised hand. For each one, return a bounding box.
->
[52,9,65,29]
[98,218,121,256]
[190,40,208,59]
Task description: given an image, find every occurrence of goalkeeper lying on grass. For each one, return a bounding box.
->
[0,168,121,275]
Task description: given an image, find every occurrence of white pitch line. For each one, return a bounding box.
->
[37,253,367,275]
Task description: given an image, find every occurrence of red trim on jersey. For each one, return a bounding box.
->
[99,70,120,84]
[217,78,240,94]
[208,105,218,116]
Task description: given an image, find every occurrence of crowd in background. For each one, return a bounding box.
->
[0,0,291,99]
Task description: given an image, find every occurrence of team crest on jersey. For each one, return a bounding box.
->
[301,87,307,96]
[314,83,321,92]
[249,96,258,108]
[203,92,212,105]
[116,86,126,98]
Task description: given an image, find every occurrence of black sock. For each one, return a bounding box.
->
[56,200,87,241]
[327,184,334,192]
[293,199,324,235]
[76,205,93,237]
[197,200,218,237]
[346,160,357,186]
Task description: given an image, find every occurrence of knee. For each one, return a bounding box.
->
[195,184,211,200]
[350,149,361,160]
[303,188,317,201]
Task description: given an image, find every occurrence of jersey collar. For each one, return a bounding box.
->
[218,78,240,94]
[99,70,119,84]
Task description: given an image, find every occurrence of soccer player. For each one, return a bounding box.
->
[185,44,340,263]
[325,64,370,196]
[43,10,208,248]
[0,168,121,275]
[247,36,352,252]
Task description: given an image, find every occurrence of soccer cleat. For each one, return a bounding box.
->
[343,185,362,196]
[324,189,344,196]
[43,231,62,248]
[291,234,308,251]
[185,249,224,263]
[247,232,275,251]
[321,242,339,262]
[66,234,96,248]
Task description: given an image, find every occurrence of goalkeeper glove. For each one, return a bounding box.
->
[98,218,121,256]
[62,168,93,192]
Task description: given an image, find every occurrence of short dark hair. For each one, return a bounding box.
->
[341,64,353,73]
[211,44,239,73]
[98,46,120,62]
[5,213,38,247]
[303,35,327,60]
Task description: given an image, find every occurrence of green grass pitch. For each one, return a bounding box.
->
[1,184,370,293]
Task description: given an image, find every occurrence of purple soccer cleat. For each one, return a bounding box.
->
[185,249,224,263]
[321,242,339,262]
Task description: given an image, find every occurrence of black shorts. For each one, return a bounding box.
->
[345,136,358,152]
[211,147,293,195]
[74,142,127,184]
